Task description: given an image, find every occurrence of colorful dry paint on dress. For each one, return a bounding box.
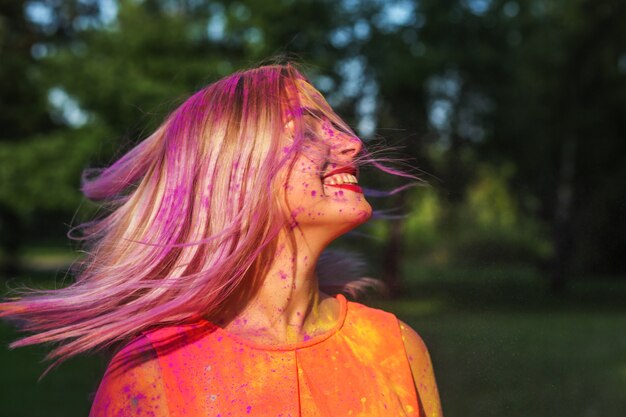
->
[90,294,420,416]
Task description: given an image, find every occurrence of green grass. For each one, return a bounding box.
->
[380,308,626,417]
[1,258,625,417]
[0,333,106,417]
[370,262,626,417]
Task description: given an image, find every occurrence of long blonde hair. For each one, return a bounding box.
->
[0,62,418,375]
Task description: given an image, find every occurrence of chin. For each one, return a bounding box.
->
[353,207,373,226]
[342,198,372,225]
[337,206,373,230]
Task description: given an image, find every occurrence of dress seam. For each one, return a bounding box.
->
[295,350,302,417]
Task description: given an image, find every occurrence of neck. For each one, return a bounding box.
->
[221,227,338,344]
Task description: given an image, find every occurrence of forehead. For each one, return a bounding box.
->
[288,91,353,132]
[283,77,361,148]
[284,78,333,119]
[289,78,325,105]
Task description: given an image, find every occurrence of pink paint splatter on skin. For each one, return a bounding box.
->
[279,270,288,280]
[311,190,316,196]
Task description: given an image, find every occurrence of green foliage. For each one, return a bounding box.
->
[404,185,443,248]
[2,0,625,274]
[451,163,552,265]
[402,162,552,266]
[1,0,350,236]
[0,124,111,216]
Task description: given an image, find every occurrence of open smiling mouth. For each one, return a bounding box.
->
[321,166,363,194]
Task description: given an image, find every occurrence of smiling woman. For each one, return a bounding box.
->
[0,62,442,417]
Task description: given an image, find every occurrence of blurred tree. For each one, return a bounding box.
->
[477,0,626,290]
[3,0,625,294]
[352,0,626,292]
[0,0,360,277]
[0,0,100,276]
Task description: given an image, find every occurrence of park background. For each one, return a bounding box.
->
[1,0,625,416]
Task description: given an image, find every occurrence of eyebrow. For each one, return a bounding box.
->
[284,107,324,124]
[295,107,356,136]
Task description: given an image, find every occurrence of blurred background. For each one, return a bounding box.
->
[1,0,625,416]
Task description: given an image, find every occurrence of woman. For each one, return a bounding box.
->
[0,63,442,416]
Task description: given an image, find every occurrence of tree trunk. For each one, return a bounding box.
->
[0,204,23,280]
[382,192,407,297]
[550,139,577,293]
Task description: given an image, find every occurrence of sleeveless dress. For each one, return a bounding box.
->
[131,294,420,416]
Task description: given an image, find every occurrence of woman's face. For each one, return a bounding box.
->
[280,113,372,240]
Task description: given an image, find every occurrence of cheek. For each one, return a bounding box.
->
[290,172,324,201]
[325,190,370,218]
[291,180,371,222]
[281,161,323,205]
[282,156,371,225]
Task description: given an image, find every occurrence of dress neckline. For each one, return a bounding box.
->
[199,293,348,351]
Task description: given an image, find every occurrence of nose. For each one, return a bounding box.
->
[337,133,362,160]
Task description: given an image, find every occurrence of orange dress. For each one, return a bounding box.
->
[93,294,420,416]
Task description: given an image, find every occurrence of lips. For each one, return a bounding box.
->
[321,165,358,180]
[321,165,362,193]
[324,183,363,193]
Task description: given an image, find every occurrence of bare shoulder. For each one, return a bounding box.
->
[398,319,430,358]
[398,319,444,417]
[89,334,170,417]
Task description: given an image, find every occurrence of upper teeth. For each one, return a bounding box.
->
[323,174,358,185]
